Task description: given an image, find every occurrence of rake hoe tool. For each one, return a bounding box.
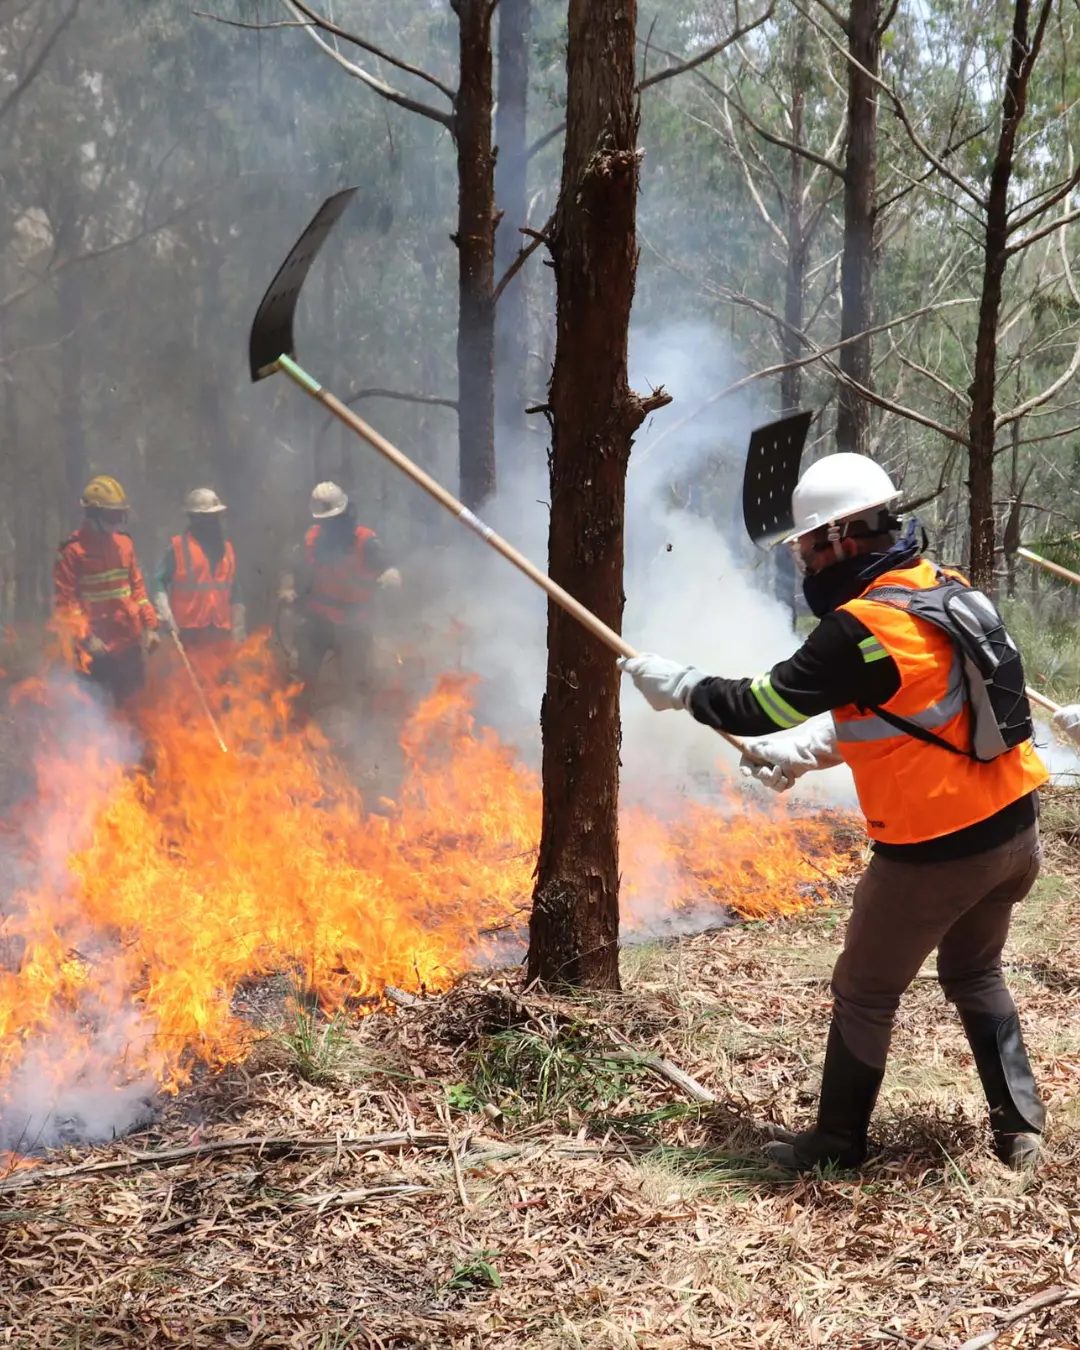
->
[248,190,761,761]
[742,409,813,548]
[170,629,229,754]
[1017,545,1080,590]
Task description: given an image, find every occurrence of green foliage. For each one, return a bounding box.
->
[276,984,353,1085]
[446,1250,503,1292]
[469,1026,645,1124]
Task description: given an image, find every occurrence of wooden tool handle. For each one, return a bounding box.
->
[274,362,760,758]
[1017,546,1080,589]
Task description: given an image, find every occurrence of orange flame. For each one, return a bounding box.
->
[0,635,854,1154]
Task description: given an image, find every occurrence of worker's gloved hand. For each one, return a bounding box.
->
[617,653,704,711]
[231,604,247,644]
[154,595,177,633]
[144,629,161,654]
[1051,703,1080,746]
[85,635,107,657]
[739,717,843,793]
[376,567,402,589]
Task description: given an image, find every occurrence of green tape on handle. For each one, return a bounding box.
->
[277,354,324,396]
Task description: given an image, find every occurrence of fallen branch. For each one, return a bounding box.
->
[955,1287,1080,1350]
[0,1131,451,1192]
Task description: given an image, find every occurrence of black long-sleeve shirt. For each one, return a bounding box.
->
[689,608,1037,861]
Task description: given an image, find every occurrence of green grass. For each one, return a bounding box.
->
[469,1026,647,1124]
[276,983,355,1085]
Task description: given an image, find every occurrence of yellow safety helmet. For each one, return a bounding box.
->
[81,475,129,510]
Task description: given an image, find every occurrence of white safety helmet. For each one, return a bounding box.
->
[185,487,227,514]
[310,481,348,519]
[785,453,900,543]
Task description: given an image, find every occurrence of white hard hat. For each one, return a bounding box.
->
[185,487,227,514]
[311,481,348,519]
[785,453,900,543]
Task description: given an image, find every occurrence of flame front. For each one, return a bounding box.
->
[0,637,852,1153]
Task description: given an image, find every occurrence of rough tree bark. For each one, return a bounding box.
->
[452,0,497,508]
[967,0,1052,592]
[836,0,884,455]
[494,0,531,449]
[527,0,670,989]
[780,26,809,417]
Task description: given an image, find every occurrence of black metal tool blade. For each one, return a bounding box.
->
[249,187,358,381]
[742,409,813,548]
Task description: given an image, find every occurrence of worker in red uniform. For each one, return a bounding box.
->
[54,475,160,707]
[151,488,245,654]
[279,481,400,724]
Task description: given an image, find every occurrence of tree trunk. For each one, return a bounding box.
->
[967,0,1049,592]
[452,0,497,508]
[494,0,531,452]
[836,0,882,455]
[527,0,668,990]
[780,26,808,417]
[59,264,87,514]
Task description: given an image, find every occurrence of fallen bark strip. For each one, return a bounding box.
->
[287,1183,435,1211]
[604,1052,717,1104]
[954,1287,1080,1350]
[0,1132,452,1192]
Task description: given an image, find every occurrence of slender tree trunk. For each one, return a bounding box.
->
[494,0,531,451]
[780,29,808,417]
[967,0,1050,592]
[527,0,669,989]
[59,264,86,512]
[836,0,882,455]
[452,0,497,508]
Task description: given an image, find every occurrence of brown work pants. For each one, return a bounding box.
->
[832,823,1042,1069]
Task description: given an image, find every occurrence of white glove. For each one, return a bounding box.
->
[154,594,177,633]
[617,653,704,711]
[1051,703,1080,746]
[739,716,843,793]
[376,567,402,589]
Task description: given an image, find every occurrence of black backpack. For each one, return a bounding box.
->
[862,570,1034,762]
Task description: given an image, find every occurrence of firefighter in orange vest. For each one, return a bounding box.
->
[152,488,245,652]
[54,475,160,707]
[620,454,1048,1173]
[279,482,400,723]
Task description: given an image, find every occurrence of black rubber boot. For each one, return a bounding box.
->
[959,1009,1045,1171]
[764,1021,885,1171]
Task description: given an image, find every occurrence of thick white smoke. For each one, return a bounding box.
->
[0,675,159,1154]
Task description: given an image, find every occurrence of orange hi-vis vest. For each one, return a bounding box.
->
[832,559,1047,845]
[169,532,236,631]
[54,524,157,655]
[305,523,376,624]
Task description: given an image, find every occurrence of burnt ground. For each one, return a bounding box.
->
[2,799,1080,1349]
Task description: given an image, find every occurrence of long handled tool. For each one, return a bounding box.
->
[1017,545,1080,589]
[248,189,757,761]
[169,630,228,754]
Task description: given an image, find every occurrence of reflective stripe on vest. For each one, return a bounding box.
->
[170,533,235,630]
[832,559,1047,845]
[306,524,375,622]
[834,654,966,743]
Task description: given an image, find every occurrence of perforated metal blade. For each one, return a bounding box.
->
[742,410,813,548]
[249,187,358,381]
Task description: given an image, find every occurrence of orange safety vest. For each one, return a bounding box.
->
[305,524,376,624]
[169,532,236,631]
[833,559,1047,845]
[54,525,156,654]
